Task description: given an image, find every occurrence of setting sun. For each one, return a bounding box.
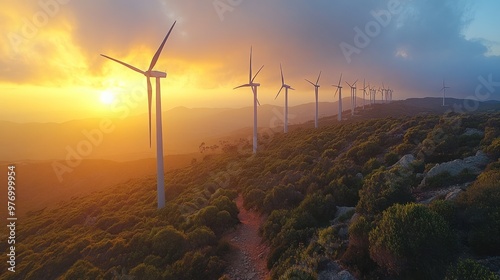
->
[100,91,115,105]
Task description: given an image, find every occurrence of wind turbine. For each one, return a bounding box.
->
[234,47,264,153]
[101,21,177,209]
[275,64,294,133]
[440,80,450,106]
[305,71,321,128]
[361,79,368,110]
[333,74,343,122]
[346,80,358,116]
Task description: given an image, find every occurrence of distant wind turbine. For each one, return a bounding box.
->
[275,64,294,133]
[440,80,450,106]
[305,71,321,128]
[234,47,264,154]
[361,79,368,110]
[333,74,343,121]
[101,21,177,209]
[346,80,358,116]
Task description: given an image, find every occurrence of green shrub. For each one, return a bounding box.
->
[129,263,162,280]
[60,260,104,280]
[369,203,458,279]
[384,152,400,166]
[279,266,316,280]
[458,169,500,255]
[356,168,414,215]
[151,226,186,263]
[429,199,458,226]
[445,259,499,280]
[244,188,266,210]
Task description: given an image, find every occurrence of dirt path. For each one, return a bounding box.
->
[223,195,270,280]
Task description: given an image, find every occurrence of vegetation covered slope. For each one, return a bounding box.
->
[1,104,499,280]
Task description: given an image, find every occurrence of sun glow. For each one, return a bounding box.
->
[100,91,116,105]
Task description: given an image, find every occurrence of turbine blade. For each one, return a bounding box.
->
[257,97,261,106]
[101,54,145,74]
[334,87,339,97]
[305,79,315,86]
[249,47,253,83]
[275,86,283,100]
[316,71,322,85]
[290,87,295,90]
[353,80,358,86]
[338,73,343,87]
[280,63,284,85]
[346,82,353,88]
[252,65,264,82]
[147,77,153,148]
[149,21,177,71]
[234,84,251,90]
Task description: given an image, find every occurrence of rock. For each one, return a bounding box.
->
[338,226,349,239]
[462,128,484,137]
[336,270,356,280]
[420,151,489,187]
[393,154,416,169]
[333,206,355,222]
[318,262,357,280]
[445,188,463,201]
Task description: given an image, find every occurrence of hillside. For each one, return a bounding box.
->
[0,154,202,220]
[1,99,499,279]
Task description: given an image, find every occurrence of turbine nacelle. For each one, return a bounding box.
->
[147,71,167,78]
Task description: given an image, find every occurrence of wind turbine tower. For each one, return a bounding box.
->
[346,80,358,116]
[101,21,177,209]
[441,80,450,106]
[333,74,343,121]
[305,71,321,128]
[275,64,295,133]
[361,79,368,110]
[234,47,264,153]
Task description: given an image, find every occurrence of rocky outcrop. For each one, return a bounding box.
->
[392,154,416,169]
[462,128,484,137]
[318,261,357,280]
[420,151,489,187]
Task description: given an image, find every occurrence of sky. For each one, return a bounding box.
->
[1,0,499,123]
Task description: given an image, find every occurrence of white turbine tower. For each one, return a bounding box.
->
[101,21,177,209]
[361,79,368,110]
[305,71,321,129]
[234,47,264,154]
[346,80,358,116]
[275,64,295,133]
[441,80,450,106]
[333,74,343,122]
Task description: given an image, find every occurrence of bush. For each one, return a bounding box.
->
[60,260,103,280]
[151,226,186,263]
[445,259,499,280]
[429,199,458,227]
[384,152,400,166]
[486,138,500,159]
[458,169,500,255]
[369,203,458,279]
[244,189,266,210]
[279,266,316,280]
[342,216,376,276]
[129,263,162,280]
[356,168,414,215]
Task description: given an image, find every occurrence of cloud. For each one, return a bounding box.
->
[1,0,499,100]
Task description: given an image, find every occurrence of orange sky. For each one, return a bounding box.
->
[1,0,499,123]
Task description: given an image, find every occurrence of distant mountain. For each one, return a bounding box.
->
[1,97,498,162]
